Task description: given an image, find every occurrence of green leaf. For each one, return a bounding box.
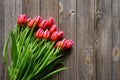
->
[11,32,18,68]
[41,68,67,80]
[3,33,11,78]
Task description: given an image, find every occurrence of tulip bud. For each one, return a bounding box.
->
[50,31,58,41]
[35,28,44,39]
[28,19,35,28]
[27,18,32,23]
[34,16,42,26]
[50,25,57,33]
[55,39,67,48]
[57,31,64,39]
[17,14,27,25]
[46,17,54,28]
[38,19,47,29]
[65,39,73,48]
[43,29,50,39]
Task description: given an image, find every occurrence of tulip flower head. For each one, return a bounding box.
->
[34,16,42,27]
[17,14,27,25]
[57,31,64,39]
[50,25,57,34]
[43,29,50,39]
[55,39,67,48]
[65,39,74,49]
[27,18,32,23]
[35,28,44,39]
[46,17,55,28]
[38,19,47,29]
[50,31,58,41]
[28,19,36,28]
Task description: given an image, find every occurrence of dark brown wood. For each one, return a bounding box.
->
[94,0,112,80]
[77,0,95,80]
[58,0,77,80]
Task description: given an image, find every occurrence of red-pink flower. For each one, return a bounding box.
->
[27,18,32,23]
[57,31,64,39]
[65,39,73,49]
[55,39,67,48]
[17,14,27,25]
[43,29,50,39]
[46,17,54,28]
[38,19,47,29]
[50,31,58,41]
[50,25,57,33]
[28,19,35,28]
[35,28,44,39]
[34,16,42,26]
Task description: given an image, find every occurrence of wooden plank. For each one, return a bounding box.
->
[58,0,77,80]
[40,0,59,80]
[77,0,95,80]
[111,0,120,80]
[4,0,22,79]
[94,0,112,80]
[22,0,40,17]
[0,0,5,79]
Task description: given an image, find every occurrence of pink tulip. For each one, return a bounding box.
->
[43,29,50,39]
[34,16,42,26]
[35,28,44,39]
[17,14,27,25]
[55,39,67,48]
[50,25,57,33]
[27,18,32,23]
[65,39,73,48]
[50,31,58,41]
[38,19,47,29]
[46,17,54,28]
[28,19,35,28]
[57,31,64,39]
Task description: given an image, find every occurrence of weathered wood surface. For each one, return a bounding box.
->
[0,0,120,80]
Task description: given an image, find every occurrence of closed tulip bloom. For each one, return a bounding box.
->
[46,17,54,28]
[43,29,50,39]
[27,18,32,23]
[57,31,64,39]
[50,25,57,34]
[65,39,73,48]
[50,31,58,41]
[38,19,47,29]
[28,19,35,28]
[35,28,44,39]
[34,16,42,26]
[17,14,27,25]
[55,39,67,48]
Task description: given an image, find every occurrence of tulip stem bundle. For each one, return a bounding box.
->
[3,14,73,80]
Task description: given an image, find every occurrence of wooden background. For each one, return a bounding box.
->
[0,0,120,80]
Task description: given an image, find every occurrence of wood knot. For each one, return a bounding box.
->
[113,48,119,57]
[59,2,63,13]
[85,57,91,65]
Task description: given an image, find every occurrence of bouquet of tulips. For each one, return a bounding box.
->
[3,14,73,80]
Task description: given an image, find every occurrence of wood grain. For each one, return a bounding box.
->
[111,0,120,80]
[94,0,112,80]
[0,0,5,79]
[22,0,40,17]
[77,0,95,80]
[1,0,120,80]
[58,0,77,80]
